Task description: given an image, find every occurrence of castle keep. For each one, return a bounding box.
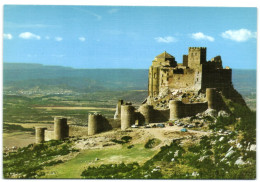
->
[148,47,232,97]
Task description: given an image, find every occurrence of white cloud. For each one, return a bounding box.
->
[78,37,86,42]
[19,32,41,40]
[3,33,13,40]
[155,36,177,43]
[108,8,119,14]
[191,32,214,42]
[221,29,256,42]
[55,37,63,42]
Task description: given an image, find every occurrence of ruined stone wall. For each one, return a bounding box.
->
[54,118,69,140]
[121,105,135,130]
[139,104,154,124]
[183,102,208,116]
[169,101,208,120]
[155,65,204,94]
[152,109,170,122]
[167,68,197,90]
[88,114,112,135]
[193,68,203,90]
[108,118,121,129]
[148,66,160,97]
[202,66,232,90]
[183,55,188,67]
[35,127,47,144]
[45,130,54,141]
[159,68,170,90]
[69,125,88,137]
[114,100,124,119]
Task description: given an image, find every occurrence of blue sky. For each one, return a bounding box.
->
[3,6,257,69]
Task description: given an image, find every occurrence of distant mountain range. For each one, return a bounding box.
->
[3,63,148,93]
[3,63,256,96]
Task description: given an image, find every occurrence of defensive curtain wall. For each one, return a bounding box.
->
[34,47,235,143]
[35,87,222,143]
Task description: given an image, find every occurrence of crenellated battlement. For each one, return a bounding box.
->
[189,47,207,50]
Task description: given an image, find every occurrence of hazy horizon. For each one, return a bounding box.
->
[3,62,257,70]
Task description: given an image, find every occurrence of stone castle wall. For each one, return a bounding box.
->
[69,125,88,137]
[169,100,208,120]
[167,68,197,90]
[45,130,54,141]
[152,109,170,122]
[148,47,232,97]
[188,47,207,68]
[202,67,232,90]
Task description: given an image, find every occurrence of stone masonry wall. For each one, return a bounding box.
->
[69,125,88,137]
[202,66,232,90]
[45,130,54,141]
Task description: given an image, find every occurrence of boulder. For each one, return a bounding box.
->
[218,110,230,117]
[236,143,242,149]
[235,157,246,166]
[203,109,218,117]
[219,136,225,142]
[249,144,256,151]
[192,172,199,177]
[174,150,179,157]
[225,150,235,158]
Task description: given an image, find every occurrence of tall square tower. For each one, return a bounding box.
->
[188,47,207,68]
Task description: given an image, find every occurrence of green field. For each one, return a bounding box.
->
[42,144,158,179]
[3,90,147,148]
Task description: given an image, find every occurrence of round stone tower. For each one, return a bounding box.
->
[54,117,69,140]
[35,127,47,144]
[139,104,153,124]
[88,113,100,135]
[169,100,183,120]
[206,88,217,109]
[121,105,135,130]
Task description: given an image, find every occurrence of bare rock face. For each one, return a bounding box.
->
[197,109,218,118]
[218,110,230,117]
[235,156,246,166]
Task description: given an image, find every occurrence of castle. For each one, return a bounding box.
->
[35,47,246,143]
[148,47,231,98]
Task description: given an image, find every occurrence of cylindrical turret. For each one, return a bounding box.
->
[169,100,183,120]
[35,127,47,144]
[121,105,135,130]
[139,104,153,124]
[88,113,100,135]
[206,88,217,109]
[54,117,69,140]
